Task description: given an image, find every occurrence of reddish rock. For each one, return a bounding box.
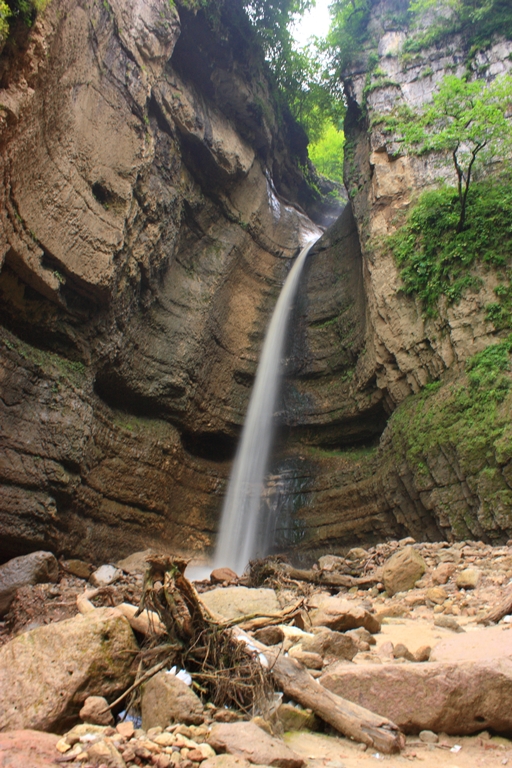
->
[0,730,59,768]
[141,670,204,729]
[301,627,358,660]
[210,568,238,585]
[320,658,512,734]
[381,547,426,597]
[432,563,456,585]
[207,722,304,767]
[309,597,380,634]
[79,695,114,726]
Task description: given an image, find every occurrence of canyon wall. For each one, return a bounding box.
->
[288,0,512,554]
[0,0,325,562]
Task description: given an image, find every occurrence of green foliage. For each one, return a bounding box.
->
[405,0,512,55]
[324,0,373,74]
[387,178,512,317]
[391,74,512,231]
[239,0,346,177]
[308,123,345,183]
[0,0,49,43]
[0,1,10,41]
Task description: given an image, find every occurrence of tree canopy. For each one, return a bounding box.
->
[393,74,512,231]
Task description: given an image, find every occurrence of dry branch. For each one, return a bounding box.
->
[280,564,378,589]
[236,629,404,754]
[478,585,512,624]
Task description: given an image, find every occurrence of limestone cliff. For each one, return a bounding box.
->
[0,0,325,561]
[290,0,512,552]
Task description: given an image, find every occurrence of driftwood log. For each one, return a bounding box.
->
[236,629,404,754]
[280,564,379,589]
[478,585,512,624]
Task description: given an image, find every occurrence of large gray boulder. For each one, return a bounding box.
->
[0,551,58,616]
[320,657,512,734]
[0,608,138,732]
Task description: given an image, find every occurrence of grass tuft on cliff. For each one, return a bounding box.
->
[387,177,512,321]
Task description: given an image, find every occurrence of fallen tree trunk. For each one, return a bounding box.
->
[281,564,378,589]
[235,629,404,754]
[478,585,512,624]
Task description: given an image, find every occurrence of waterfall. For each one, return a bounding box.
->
[214,239,317,575]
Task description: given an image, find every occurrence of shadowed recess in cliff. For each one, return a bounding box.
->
[214,239,318,575]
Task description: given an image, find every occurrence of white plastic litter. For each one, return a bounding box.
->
[166,666,192,686]
[450,745,462,753]
[258,653,269,668]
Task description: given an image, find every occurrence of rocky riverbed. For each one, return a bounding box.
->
[0,539,511,768]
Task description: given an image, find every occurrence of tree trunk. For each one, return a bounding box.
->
[235,629,404,754]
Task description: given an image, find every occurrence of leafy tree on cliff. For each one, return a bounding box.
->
[0,0,48,47]
[393,74,512,232]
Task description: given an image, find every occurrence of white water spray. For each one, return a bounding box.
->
[214,239,317,575]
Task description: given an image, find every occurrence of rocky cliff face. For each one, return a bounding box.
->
[1,0,511,565]
[0,0,359,563]
[302,0,512,549]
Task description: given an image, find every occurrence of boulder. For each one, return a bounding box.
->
[434,616,464,633]
[381,547,426,597]
[79,695,114,726]
[141,670,204,729]
[89,564,121,587]
[276,703,319,732]
[0,730,60,768]
[0,607,138,732]
[0,551,58,616]
[252,626,285,645]
[211,568,238,585]
[425,587,448,605]
[200,587,280,621]
[309,597,380,634]
[288,648,323,670]
[207,722,304,768]
[116,549,157,574]
[430,625,512,663]
[61,559,92,579]
[300,627,358,661]
[456,568,481,589]
[432,563,456,585]
[320,658,512,734]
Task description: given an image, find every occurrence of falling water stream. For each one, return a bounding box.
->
[213,239,317,575]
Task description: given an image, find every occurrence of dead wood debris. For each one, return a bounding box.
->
[478,584,512,624]
[107,555,404,754]
[131,556,275,715]
[246,556,378,590]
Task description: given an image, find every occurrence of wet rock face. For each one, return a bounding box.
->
[342,1,512,405]
[0,0,330,561]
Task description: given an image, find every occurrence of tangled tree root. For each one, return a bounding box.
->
[133,556,274,714]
